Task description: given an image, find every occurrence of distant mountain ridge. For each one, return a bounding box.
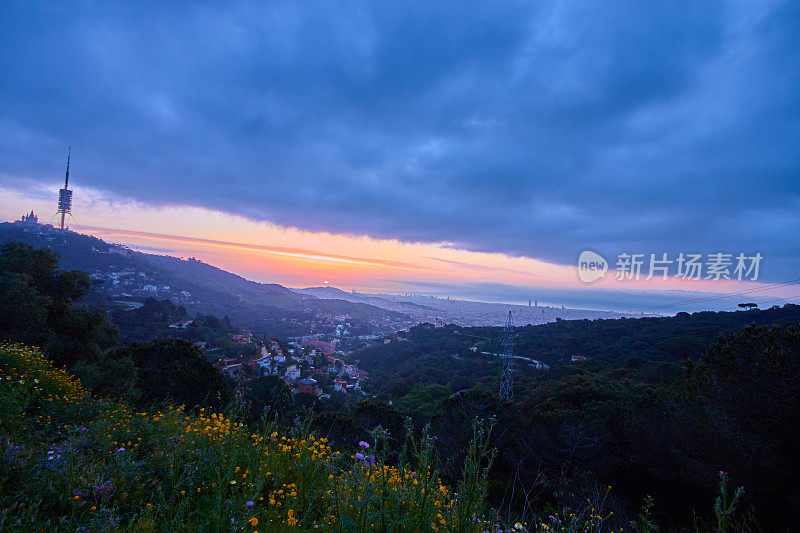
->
[299,286,355,298]
[0,223,413,336]
[296,286,441,314]
[0,221,625,334]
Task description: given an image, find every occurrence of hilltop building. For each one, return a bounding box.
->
[19,211,38,226]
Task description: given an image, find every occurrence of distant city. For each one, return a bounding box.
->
[298,286,631,327]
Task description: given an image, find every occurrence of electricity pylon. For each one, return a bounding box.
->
[499,310,515,401]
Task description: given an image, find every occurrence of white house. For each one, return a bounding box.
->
[285,365,301,381]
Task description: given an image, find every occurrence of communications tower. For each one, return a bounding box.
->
[57,148,73,230]
[499,310,515,401]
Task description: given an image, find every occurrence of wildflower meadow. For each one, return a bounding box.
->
[0,343,500,531]
[0,342,749,531]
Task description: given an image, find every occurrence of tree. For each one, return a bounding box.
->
[294,392,321,412]
[691,325,800,526]
[72,356,140,403]
[0,242,117,365]
[112,338,234,410]
[246,375,294,420]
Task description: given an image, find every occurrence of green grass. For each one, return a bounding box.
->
[0,343,746,532]
[0,343,496,532]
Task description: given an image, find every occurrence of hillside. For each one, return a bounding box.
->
[0,343,496,531]
[351,303,800,398]
[298,286,438,316]
[344,310,800,529]
[0,223,414,337]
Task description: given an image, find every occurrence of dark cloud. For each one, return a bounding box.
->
[1,1,799,279]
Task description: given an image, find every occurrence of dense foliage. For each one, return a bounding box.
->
[0,242,117,366]
[351,320,800,530]
[353,305,800,399]
[0,343,498,531]
[0,242,237,412]
[111,338,235,410]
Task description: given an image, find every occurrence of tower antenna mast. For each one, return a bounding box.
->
[57,148,73,230]
[64,147,70,188]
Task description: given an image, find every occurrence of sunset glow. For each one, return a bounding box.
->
[3,184,797,312]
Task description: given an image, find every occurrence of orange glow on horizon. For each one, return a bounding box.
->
[2,184,797,307]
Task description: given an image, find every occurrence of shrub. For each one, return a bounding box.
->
[0,343,496,531]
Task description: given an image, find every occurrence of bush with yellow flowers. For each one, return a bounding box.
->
[0,343,500,531]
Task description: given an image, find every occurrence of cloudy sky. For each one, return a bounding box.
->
[1,1,799,312]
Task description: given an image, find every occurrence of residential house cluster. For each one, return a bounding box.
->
[86,264,193,302]
[229,332,253,344]
[300,337,336,355]
[216,338,367,399]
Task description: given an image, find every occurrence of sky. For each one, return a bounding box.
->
[1,1,799,313]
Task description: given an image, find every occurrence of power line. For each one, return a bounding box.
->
[631,277,800,313]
